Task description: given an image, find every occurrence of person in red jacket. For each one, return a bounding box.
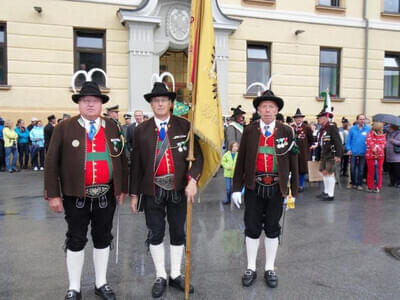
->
[365,121,386,192]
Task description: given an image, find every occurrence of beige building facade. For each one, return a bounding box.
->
[0,0,400,123]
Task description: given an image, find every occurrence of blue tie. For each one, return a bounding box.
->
[159,122,167,141]
[88,120,96,141]
[264,125,271,137]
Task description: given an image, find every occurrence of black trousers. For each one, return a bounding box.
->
[340,154,349,176]
[18,143,29,167]
[63,189,116,251]
[143,190,187,246]
[31,146,44,168]
[244,185,283,239]
[388,162,400,185]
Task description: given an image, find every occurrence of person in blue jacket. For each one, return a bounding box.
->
[29,120,45,171]
[15,119,30,169]
[345,114,370,190]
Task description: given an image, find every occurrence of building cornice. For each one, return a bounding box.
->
[221,4,364,28]
[220,4,400,32]
[66,0,141,6]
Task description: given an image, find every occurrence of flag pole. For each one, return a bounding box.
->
[185,0,202,299]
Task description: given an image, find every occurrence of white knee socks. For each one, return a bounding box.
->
[326,175,336,197]
[245,237,260,271]
[66,249,84,292]
[323,176,329,194]
[150,242,167,279]
[93,247,110,288]
[170,245,184,280]
[264,237,279,271]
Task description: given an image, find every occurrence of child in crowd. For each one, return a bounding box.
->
[221,141,239,205]
[365,121,386,192]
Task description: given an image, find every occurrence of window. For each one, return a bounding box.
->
[0,23,7,85]
[319,0,340,7]
[384,53,400,98]
[247,44,271,94]
[319,48,340,97]
[384,0,400,13]
[74,29,106,87]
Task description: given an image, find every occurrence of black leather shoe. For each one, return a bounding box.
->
[321,196,334,201]
[152,277,167,298]
[298,186,304,193]
[242,269,257,287]
[65,290,81,300]
[316,192,328,199]
[264,270,278,288]
[222,200,231,205]
[95,283,115,300]
[169,275,194,293]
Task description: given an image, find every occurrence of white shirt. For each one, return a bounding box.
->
[154,115,171,132]
[81,116,100,133]
[259,119,276,136]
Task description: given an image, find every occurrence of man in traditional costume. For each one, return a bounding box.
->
[315,109,343,201]
[105,105,120,122]
[226,105,246,145]
[292,108,313,192]
[231,89,299,289]
[129,81,203,298]
[44,81,128,300]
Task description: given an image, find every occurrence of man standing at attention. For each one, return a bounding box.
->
[129,82,203,298]
[316,109,343,201]
[292,108,313,192]
[231,89,299,289]
[45,81,128,300]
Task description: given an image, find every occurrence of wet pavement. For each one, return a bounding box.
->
[0,169,399,300]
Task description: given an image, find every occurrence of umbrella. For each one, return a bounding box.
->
[372,114,400,126]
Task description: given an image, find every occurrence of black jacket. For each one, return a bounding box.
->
[44,123,54,149]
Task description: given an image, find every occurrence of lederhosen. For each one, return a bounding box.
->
[144,130,186,247]
[244,128,283,239]
[64,126,116,251]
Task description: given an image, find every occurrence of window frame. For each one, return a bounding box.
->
[319,47,341,98]
[73,28,106,87]
[246,43,271,96]
[318,0,340,7]
[383,0,400,14]
[384,52,400,99]
[0,22,7,86]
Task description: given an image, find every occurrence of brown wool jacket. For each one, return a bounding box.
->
[44,115,128,198]
[233,120,299,197]
[318,122,343,160]
[130,115,203,196]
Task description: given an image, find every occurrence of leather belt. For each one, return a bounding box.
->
[255,173,279,187]
[154,174,174,191]
[85,184,111,199]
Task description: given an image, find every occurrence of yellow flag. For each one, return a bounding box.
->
[188,0,224,189]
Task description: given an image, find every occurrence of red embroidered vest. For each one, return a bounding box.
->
[256,130,278,174]
[155,131,175,176]
[85,126,113,186]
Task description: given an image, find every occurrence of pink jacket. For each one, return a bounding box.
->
[365,131,386,160]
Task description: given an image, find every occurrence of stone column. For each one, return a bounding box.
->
[215,29,231,115]
[126,19,160,112]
